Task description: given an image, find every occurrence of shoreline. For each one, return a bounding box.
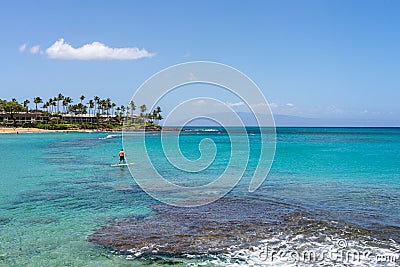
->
[0,126,167,134]
[0,127,120,134]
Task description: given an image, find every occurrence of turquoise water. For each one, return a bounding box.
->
[0,133,156,266]
[0,128,399,266]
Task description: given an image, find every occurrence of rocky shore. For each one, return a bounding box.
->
[88,197,321,257]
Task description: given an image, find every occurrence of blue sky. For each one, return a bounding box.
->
[1,0,399,124]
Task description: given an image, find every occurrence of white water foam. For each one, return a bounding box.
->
[98,134,119,140]
[204,235,400,267]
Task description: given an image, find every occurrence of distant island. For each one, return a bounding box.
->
[0,94,162,131]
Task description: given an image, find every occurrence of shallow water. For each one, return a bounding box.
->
[0,128,399,266]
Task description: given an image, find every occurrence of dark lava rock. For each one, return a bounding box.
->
[87,196,400,260]
[87,197,316,256]
[0,217,12,225]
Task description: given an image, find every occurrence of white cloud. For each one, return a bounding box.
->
[269,103,278,109]
[29,45,40,54]
[250,102,269,109]
[186,72,197,81]
[19,44,27,52]
[45,39,155,60]
[326,105,343,114]
[265,102,348,117]
[226,101,245,107]
[192,99,207,106]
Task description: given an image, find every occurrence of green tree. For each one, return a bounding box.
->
[48,98,53,113]
[33,97,43,111]
[0,99,6,112]
[62,98,68,114]
[68,104,79,115]
[88,99,94,113]
[121,105,126,117]
[155,111,163,124]
[97,99,104,114]
[23,99,30,112]
[105,98,111,115]
[149,110,155,124]
[94,96,100,114]
[139,104,147,123]
[153,106,163,125]
[51,99,56,113]
[56,93,64,113]
[111,102,116,116]
[64,97,73,113]
[130,101,136,113]
[88,99,94,122]
[3,99,24,124]
[42,102,49,113]
[116,106,121,121]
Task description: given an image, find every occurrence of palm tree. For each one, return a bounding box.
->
[56,93,64,113]
[111,102,116,116]
[62,99,68,114]
[64,97,72,114]
[23,99,30,112]
[41,103,48,114]
[121,105,126,117]
[105,98,111,116]
[78,95,85,123]
[53,96,57,110]
[155,110,163,125]
[140,104,147,113]
[98,99,105,114]
[130,101,136,113]
[51,100,56,114]
[149,110,156,124]
[95,113,100,125]
[88,100,94,115]
[76,103,87,124]
[140,104,147,123]
[48,98,53,113]
[33,97,43,112]
[68,104,79,116]
[88,100,94,123]
[116,106,121,121]
[45,102,50,113]
[94,96,100,114]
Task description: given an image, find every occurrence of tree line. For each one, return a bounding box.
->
[0,94,163,126]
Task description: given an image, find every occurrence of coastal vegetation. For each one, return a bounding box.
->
[0,94,162,130]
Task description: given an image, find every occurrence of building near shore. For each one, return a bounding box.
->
[0,112,141,125]
[0,112,49,124]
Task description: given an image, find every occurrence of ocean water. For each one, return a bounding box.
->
[0,128,399,266]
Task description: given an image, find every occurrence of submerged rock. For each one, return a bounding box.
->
[88,196,400,260]
[87,197,315,256]
[0,217,12,225]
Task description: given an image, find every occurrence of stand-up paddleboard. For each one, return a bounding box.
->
[111,162,135,167]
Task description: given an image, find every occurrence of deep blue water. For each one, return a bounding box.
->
[0,128,399,266]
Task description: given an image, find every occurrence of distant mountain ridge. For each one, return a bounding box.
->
[165,112,400,127]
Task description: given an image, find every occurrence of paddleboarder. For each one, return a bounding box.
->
[118,149,126,165]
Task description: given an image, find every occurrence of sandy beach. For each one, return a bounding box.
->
[0,127,110,134]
